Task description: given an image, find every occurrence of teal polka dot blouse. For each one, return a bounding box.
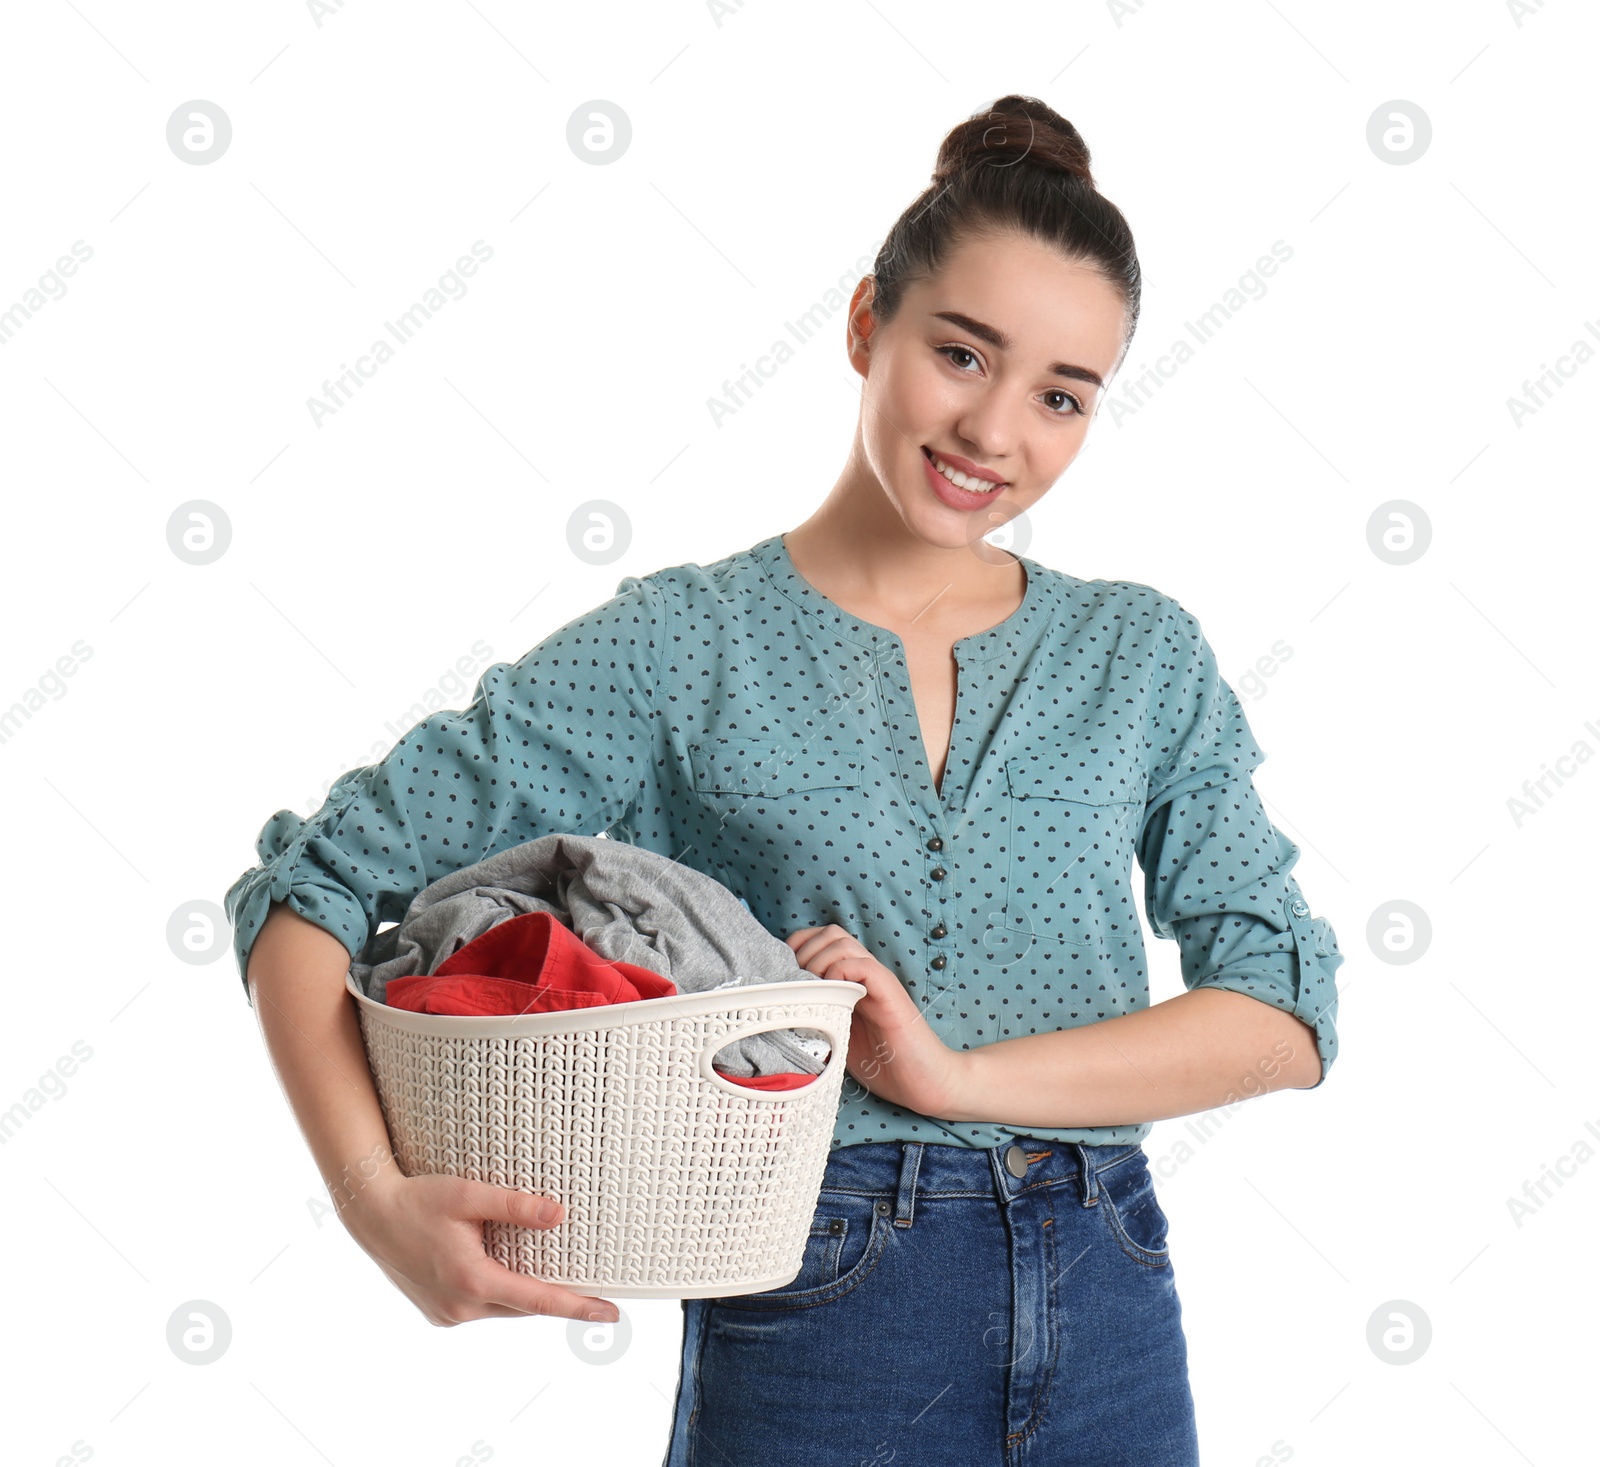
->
[224,531,1344,1153]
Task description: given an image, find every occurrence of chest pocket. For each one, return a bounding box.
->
[688,738,865,799]
[686,739,865,897]
[1002,753,1144,949]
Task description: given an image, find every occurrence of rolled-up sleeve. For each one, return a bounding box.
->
[1135,595,1343,1088]
[223,574,669,1004]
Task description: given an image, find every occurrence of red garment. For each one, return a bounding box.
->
[386,911,676,1016]
[711,1066,815,1092]
[383,911,818,1091]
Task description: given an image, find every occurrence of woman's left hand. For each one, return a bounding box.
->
[785,926,969,1118]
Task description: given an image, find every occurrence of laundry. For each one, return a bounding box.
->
[349,833,834,1080]
[385,909,676,1013]
[382,910,817,1091]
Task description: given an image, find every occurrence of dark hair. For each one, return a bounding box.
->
[869,94,1141,365]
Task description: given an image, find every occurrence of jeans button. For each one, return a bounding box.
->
[1004,1144,1028,1178]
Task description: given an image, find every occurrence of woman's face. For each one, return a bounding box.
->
[849,228,1129,555]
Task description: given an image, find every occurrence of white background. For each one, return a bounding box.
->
[2,1,1595,1463]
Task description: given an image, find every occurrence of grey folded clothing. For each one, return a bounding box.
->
[349,834,832,1078]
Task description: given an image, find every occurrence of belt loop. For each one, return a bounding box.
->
[894,1141,924,1228]
[1075,1142,1099,1206]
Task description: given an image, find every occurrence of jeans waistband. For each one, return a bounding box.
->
[817,1137,1142,1228]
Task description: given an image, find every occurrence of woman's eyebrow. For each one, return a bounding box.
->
[931,309,1105,391]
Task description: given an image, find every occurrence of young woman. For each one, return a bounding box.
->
[230,95,1342,1466]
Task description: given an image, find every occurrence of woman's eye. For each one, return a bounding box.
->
[1043,389,1085,417]
[936,344,980,372]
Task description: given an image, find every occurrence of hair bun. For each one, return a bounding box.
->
[933,94,1095,189]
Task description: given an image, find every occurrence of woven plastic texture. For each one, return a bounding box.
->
[349,975,865,1299]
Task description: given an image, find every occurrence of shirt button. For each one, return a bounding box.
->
[930,866,947,881]
[1289,897,1310,918]
[927,835,944,852]
[931,923,947,940]
[1004,1144,1028,1178]
[930,954,947,970]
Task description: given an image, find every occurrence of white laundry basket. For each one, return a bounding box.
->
[346,970,867,1299]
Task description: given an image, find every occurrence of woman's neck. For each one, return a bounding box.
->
[782,514,1025,634]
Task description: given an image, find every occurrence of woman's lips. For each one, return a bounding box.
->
[921,446,1008,511]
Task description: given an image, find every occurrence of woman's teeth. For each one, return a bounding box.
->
[927,449,1002,492]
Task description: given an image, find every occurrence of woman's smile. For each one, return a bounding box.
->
[921,444,1009,510]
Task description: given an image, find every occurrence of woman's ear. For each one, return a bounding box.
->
[845,276,880,372]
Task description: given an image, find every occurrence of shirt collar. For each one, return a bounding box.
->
[750,531,1056,660]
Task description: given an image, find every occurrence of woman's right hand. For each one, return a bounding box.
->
[339,1171,620,1326]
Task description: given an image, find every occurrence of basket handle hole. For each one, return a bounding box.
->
[708,1024,834,1087]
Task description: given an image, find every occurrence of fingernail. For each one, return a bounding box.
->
[536,1199,560,1223]
[585,1307,616,1322]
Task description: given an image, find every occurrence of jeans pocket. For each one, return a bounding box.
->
[716,1191,891,1311]
[1096,1149,1172,1268]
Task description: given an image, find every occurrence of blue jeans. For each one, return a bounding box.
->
[660,1137,1199,1466]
